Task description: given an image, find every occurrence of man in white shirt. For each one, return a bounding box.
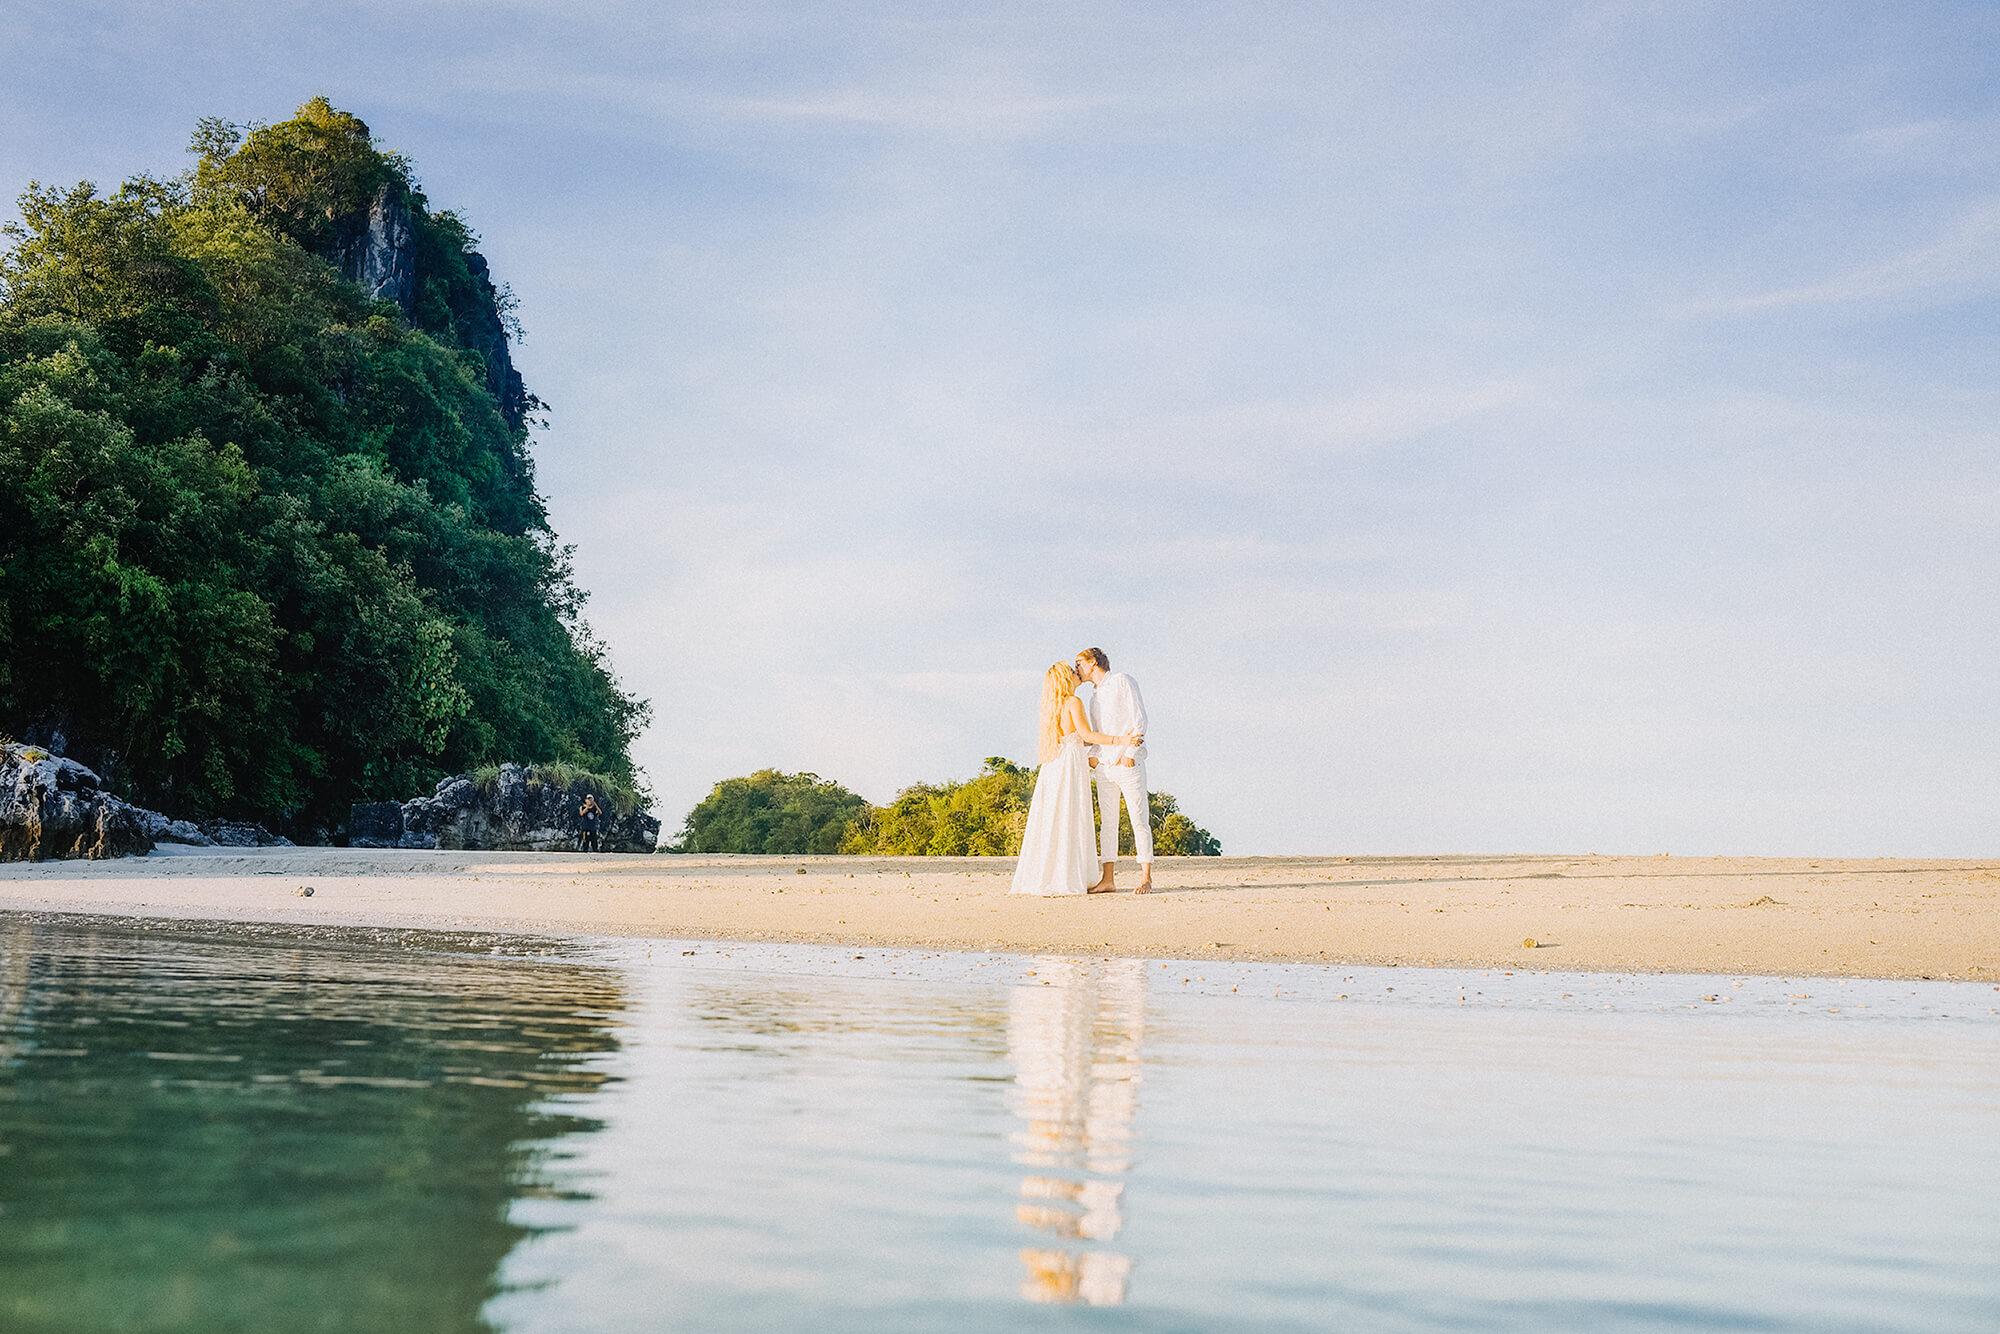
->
[1075,647,1152,894]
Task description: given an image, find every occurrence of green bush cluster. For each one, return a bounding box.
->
[837,757,1035,855]
[672,759,1221,857]
[672,769,869,855]
[0,100,646,832]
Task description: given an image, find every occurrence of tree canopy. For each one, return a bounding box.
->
[673,770,870,855]
[0,99,646,835]
[837,757,1036,855]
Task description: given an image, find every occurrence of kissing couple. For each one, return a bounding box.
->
[1010,647,1154,897]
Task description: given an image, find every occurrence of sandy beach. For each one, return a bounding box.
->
[1,849,1994,980]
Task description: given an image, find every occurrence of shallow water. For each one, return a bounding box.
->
[2,918,1996,1331]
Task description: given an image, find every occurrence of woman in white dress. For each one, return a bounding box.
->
[1011,662,1144,896]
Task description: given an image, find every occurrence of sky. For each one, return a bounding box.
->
[3,1,1996,854]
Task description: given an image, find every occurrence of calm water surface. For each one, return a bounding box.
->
[1,917,1996,1331]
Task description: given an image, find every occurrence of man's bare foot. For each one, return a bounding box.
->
[1132,869,1154,895]
[1088,863,1116,894]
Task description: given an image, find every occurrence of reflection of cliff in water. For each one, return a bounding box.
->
[0,919,625,1333]
[1009,956,1145,1306]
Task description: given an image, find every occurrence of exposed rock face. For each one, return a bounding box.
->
[0,743,270,860]
[456,249,532,430]
[351,763,659,853]
[330,183,415,311]
[1,743,154,861]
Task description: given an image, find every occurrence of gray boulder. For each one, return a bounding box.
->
[0,742,155,861]
[134,808,216,847]
[198,820,293,848]
[347,800,406,849]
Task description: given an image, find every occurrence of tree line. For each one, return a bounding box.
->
[0,99,645,835]
[672,760,1222,857]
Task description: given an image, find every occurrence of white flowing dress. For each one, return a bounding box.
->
[1010,735,1098,896]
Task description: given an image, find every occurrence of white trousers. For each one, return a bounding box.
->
[1093,760,1153,864]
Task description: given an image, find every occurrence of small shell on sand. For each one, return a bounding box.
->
[1522,937,1537,949]
[295,886,315,897]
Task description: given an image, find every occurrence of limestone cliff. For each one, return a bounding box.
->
[0,745,152,860]
[0,742,299,861]
[330,183,415,311]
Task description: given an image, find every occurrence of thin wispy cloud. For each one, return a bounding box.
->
[724,90,1121,134]
[1124,381,1537,460]
[1684,200,2000,316]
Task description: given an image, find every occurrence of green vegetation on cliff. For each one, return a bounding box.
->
[0,99,646,834]
[674,759,1221,857]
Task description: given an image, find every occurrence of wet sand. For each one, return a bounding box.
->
[1,849,1995,980]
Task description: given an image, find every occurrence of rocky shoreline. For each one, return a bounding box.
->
[350,763,659,854]
[0,742,291,861]
[1,743,655,861]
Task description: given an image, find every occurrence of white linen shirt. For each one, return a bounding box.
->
[1086,672,1148,764]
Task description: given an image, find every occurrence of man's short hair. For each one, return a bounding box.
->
[1076,647,1109,671]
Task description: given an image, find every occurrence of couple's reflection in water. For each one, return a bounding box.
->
[5,921,1158,1322]
[1008,955,1146,1306]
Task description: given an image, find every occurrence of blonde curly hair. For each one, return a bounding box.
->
[1037,661,1082,763]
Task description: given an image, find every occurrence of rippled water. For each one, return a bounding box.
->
[2,918,1996,1331]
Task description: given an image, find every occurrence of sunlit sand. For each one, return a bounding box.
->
[3,850,1994,981]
